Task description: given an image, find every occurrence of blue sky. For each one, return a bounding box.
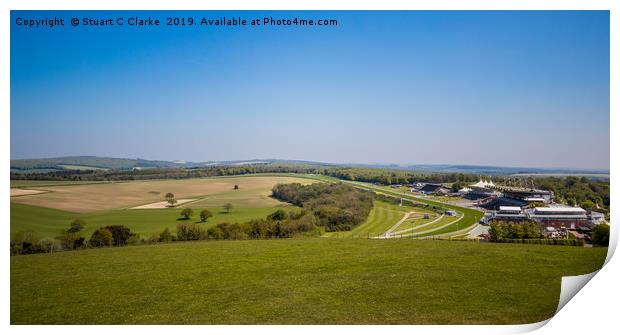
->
[11,11,610,169]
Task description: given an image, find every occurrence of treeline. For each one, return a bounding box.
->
[488,221,542,241]
[10,208,324,256]
[322,167,479,185]
[10,164,481,185]
[533,176,610,213]
[11,220,139,255]
[173,209,320,241]
[272,183,374,231]
[488,220,585,246]
[9,164,316,182]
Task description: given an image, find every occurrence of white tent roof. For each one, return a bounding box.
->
[499,206,522,212]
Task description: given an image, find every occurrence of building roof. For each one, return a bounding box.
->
[420,183,446,192]
[499,206,522,212]
[471,179,494,188]
[529,215,588,220]
[534,207,586,214]
[524,197,545,202]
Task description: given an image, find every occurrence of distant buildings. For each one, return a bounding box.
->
[467,180,497,198]
[526,206,589,229]
[484,204,605,229]
[418,183,451,195]
[501,187,554,204]
[488,206,529,221]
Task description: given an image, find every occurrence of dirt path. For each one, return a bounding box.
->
[10,188,48,197]
[130,198,196,209]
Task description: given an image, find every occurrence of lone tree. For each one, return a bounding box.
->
[223,203,233,213]
[180,208,194,220]
[234,184,239,190]
[165,193,176,207]
[200,209,213,222]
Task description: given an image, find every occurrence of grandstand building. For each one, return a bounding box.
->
[525,206,588,229]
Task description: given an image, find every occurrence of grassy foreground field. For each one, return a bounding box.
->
[11,238,607,325]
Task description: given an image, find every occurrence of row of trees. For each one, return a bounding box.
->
[488,220,610,247]
[171,209,320,241]
[11,220,138,255]
[533,176,610,214]
[488,221,542,241]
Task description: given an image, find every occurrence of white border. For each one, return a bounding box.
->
[2,1,616,335]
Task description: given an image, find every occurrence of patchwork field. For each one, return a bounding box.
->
[10,175,313,212]
[10,238,608,324]
[10,175,315,238]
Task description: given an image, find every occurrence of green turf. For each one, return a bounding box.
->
[392,214,456,236]
[11,203,296,239]
[324,201,410,238]
[10,238,607,325]
[341,181,484,237]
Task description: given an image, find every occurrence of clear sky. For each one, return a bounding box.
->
[11,11,610,170]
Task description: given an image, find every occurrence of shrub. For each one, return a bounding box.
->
[57,231,86,250]
[268,209,287,221]
[90,228,113,247]
[176,223,207,241]
[591,224,610,247]
[104,225,134,246]
[67,219,87,233]
[159,227,173,242]
[207,226,224,240]
[10,231,49,255]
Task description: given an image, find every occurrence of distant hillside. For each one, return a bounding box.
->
[399,164,609,176]
[10,156,190,173]
[10,156,608,178]
[9,156,319,174]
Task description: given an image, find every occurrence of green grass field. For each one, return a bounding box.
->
[11,202,296,239]
[10,238,607,325]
